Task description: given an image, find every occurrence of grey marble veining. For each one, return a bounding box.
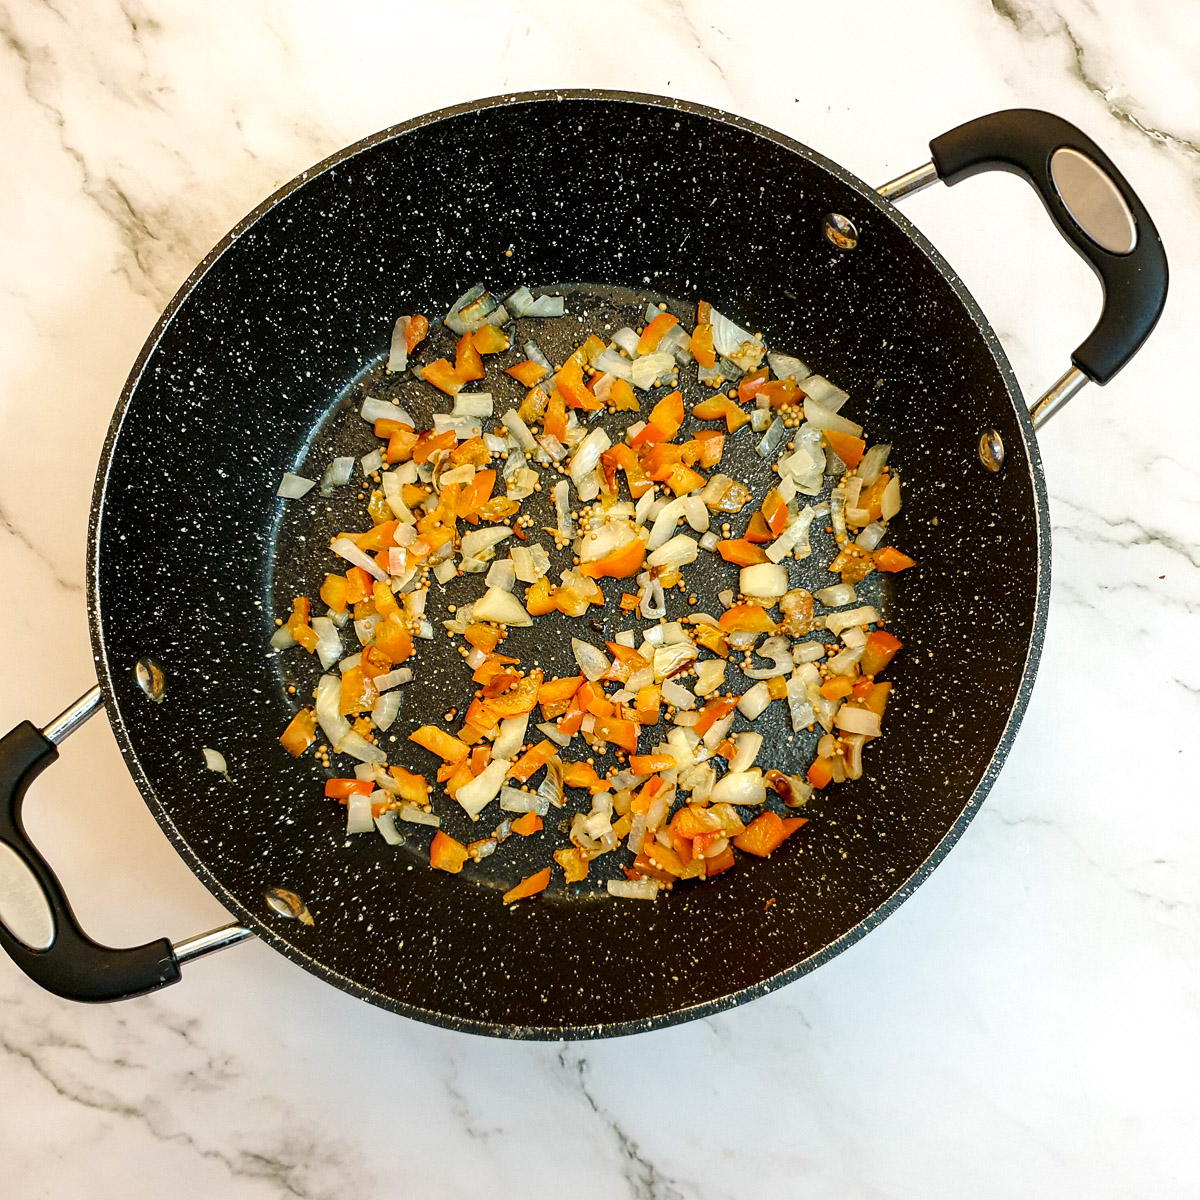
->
[0,1,1197,1197]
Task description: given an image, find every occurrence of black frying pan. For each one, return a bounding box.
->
[0,93,1166,1037]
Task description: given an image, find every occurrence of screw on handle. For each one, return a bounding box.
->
[0,720,181,1002]
[927,109,1168,386]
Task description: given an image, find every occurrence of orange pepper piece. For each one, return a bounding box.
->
[634,684,661,726]
[692,396,749,433]
[717,539,769,566]
[324,778,373,799]
[860,629,903,676]
[471,324,509,354]
[694,695,737,737]
[420,358,464,396]
[502,866,551,904]
[629,753,674,774]
[510,812,543,837]
[463,623,503,653]
[737,368,768,404]
[537,675,584,705]
[409,725,470,763]
[820,675,855,701]
[487,670,543,718]
[702,844,736,876]
[562,761,607,792]
[690,321,715,368]
[637,312,678,354]
[279,708,317,757]
[543,389,567,440]
[873,546,916,573]
[593,715,637,754]
[733,810,807,857]
[693,429,725,467]
[430,830,469,873]
[665,464,705,497]
[458,468,496,519]
[807,756,834,789]
[761,488,788,536]
[824,430,865,469]
[400,314,427,352]
[508,740,556,783]
[339,666,379,716]
[580,538,646,580]
[319,573,350,613]
[454,332,484,382]
[718,605,778,634]
[374,614,413,665]
[505,359,548,387]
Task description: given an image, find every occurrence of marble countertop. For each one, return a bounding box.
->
[2,2,1197,1196]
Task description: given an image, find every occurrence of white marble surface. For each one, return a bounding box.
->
[1,1,1197,1196]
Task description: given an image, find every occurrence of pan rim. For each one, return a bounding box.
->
[86,88,1050,1039]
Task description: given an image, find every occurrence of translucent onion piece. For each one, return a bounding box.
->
[473,587,532,626]
[661,679,695,710]
[737,681,772,719]
[835,706,882,737]
[398,805,440,827]
[332,537,388,581]
[572,638,610,681]
[855,522,887,551]
[525,294,565,317]
[647,533,698,569]
[500,785,550,815]
[856,443,891,486]
[371,688,403,731]
[710,769,766,806]
[485,558,516,592]
[319,456,355,496]
[594,348,634,381]
[337,729,387,764]
[814,583,858,607]
[694,659,726,697]
[202,748,229,777]
[881,474,902,521]
[766,506,820,564]
[374,812,406,845]
[739,563,788,598]
[767,352,810,382]
[553,480,574,538]
[461,526,511,560]
[569,428,612,486]
[361,396,415,426]
[269,625,296,650]
[681,496,709,533]
[315,674,350,747]
[757,417,787,458]
[729,732,762,773]
[386,316,410,373]
[801,398,862,436]
[536,722,571,748]
[493,715,529,763]
[346,792,374,834]
[454,758,512,819]
[277,473,315,499]
[786,673,816,731]
[797,374,849,412]
[647,496,687,550]
[699,531,720,552]
[374,667,412,691]
[453,392,494,418]
[824,605,879,635]
[611,327,639,356]
[501,408,537,452]
[607,879,659,900]
[310,616,343,670]
[630,352,675,390]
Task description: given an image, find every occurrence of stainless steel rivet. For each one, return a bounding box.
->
[134,657,166,703]
[822,213,859,250]
[978,428,1005,473]
[265,887,314,925]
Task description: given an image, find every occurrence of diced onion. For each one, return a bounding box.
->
[485,558,516,591]
[386,316,410,373]
[661,679,695,710]
[454,758,512,819]
[786,672,816,731]
[767,352,810,381]
[371,689,403,731]
[398,805,440,827]
[374,667,412,691]
[737,681,772,719]
[855,522,887,551]
[798,374,848,412]
[572,638,610,681]
[310,616,343,670]
[802,398,862,436]
[524,294,565,317]
[594,348,634,380]
[694,659,726,697]
[710,769,766,806]
[742,635,793,679]
[824,605,879,634]
[319,456,355,496]
[346,792,374,834]
[501,408,537,452]
[569,428,611,486]
[473,587,532,626]
[461,526,511,560]
[337,729,387,764]
[792,643,826,665]
[361,396,415,426]
[814,583,857,607]
[630,352,675,390]
[374,812,406,845]
[607,879,658,900]
[835,706,882,737]
[881,474,902,521]
[729,732,762,773]
[269,625,296,650]
[647,534,698,568]
[315,673,350,747]
[757,417,787,458]
[500,786,550,815]
[612,327,639,356]
[766,507,819,564]
[553,480,573,538]
[739,563,788,598]
[331,537,388,581]
[856,443,891,486]
[277,473,315,499]
[493,714,529,761]
[453,392,494,418]
[536,722,571,748]
[202,748,229,777]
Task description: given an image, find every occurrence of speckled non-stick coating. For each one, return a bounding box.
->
[87,92,1049,1039]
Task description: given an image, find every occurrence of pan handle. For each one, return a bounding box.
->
[878,109,1168,426]
[0,688,245,1002]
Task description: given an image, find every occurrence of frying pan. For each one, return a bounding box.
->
[0,92,1166,1037]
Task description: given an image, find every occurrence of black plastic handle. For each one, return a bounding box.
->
[0,720,180,1001]
[929,109,1168,385]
